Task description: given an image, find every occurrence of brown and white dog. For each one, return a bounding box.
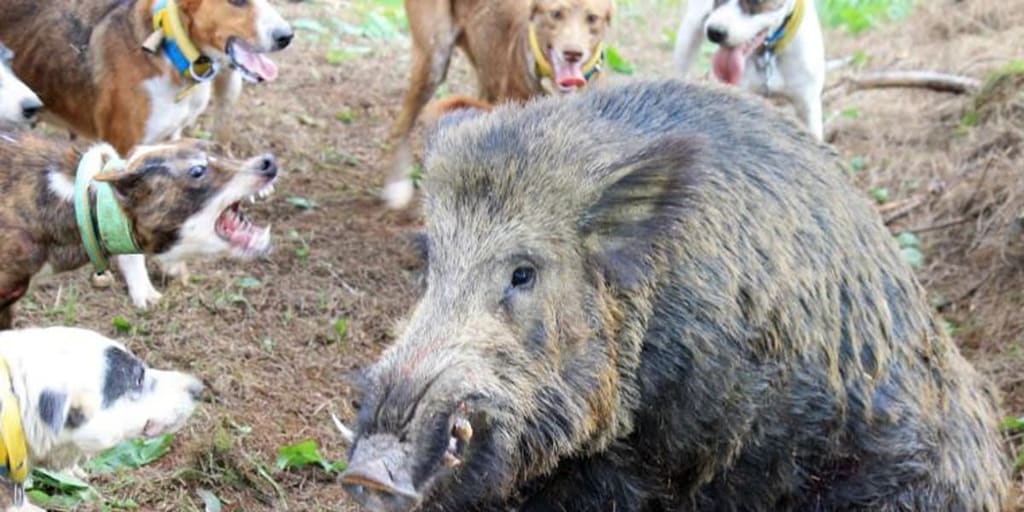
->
[0,131,277,329]
[0,0,293,154]
[0,326,202,512]
[383,0,615,210]
[0,42,41,126]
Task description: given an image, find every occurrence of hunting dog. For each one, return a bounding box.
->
[0,0,293,154]
[673,0,825,140]
[383,0,616,210]
[0,42,41,126]
[0,327,202,512]
[0,132,278,329]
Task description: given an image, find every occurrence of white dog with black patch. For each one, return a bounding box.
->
[673,0,825,140]
[0,42,42,126]
[0,327,203,512]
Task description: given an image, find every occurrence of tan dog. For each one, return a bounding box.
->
[383,0,615,210]
[0,0,292,155]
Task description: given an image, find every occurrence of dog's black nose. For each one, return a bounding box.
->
[272,29,294,50]
[258,154,278,178]
[20,98,42,120]
[562,49,583,64]
[706,26,728,44]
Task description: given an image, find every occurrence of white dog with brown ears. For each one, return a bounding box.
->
[673,0,825,140]
[0,327,203,512]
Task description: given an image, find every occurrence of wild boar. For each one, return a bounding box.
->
[340,80,1010,511]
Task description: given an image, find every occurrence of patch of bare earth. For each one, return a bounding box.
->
[13,0,1024,509]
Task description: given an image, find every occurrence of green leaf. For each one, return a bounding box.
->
[840,107,862,120]
[196,489,223,512]
[292,18,329,34]
[360,11,400,40]
[333,318,349,340]
[851,50,870,67]
[276,439,328,471]
[900,247,924,269]
[1000,416,1024,432]
[85,434,175,474]
[895,231,920,249]
[112,315,133,334]
[31,468,94,494]
[941,318,960,337]
[604,45,635,75]
[869,187,890,204]
[335,109,357,123]
[849,155,866,172]
[286,196,318,210]
[236,276,261,289]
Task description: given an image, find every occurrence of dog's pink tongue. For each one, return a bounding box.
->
[553,58,586,89]
[234,46,279,82]
[712,46,745,85]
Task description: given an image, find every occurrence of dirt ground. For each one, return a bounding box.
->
[13,0,1024,510]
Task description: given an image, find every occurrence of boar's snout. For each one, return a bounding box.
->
[341,434,420,512]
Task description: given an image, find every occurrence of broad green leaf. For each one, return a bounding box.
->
[894,231,920,249]
[85,434,175,474]
[112,316,133,334]
[604,45,635,75]
[869,187,890,204]
[900,247,924,269]
[287,196,318,210]
[276,439,328,471]
[236,277,262,289]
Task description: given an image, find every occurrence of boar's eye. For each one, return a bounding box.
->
[510,266,536,289]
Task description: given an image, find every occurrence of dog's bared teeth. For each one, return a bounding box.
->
[248,195,256,204]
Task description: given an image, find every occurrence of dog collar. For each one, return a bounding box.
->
[0,357,28,487]
[74,146,143,274]
[143,0,219,96]
[763,0,805,54]
[527,24,604,84]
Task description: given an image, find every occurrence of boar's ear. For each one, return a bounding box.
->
[579,135,703,290]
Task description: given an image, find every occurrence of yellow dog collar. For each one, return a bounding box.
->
[763,0,805,54]
[527,24,604,83]
[142,0,218,99]
[0,357,28,485]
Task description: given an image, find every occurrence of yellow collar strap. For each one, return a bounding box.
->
[0,358,28,485]
[527,24,604,83]
[763,0,805,54]
[141,0,218,99]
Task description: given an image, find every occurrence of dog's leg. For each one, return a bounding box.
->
[212,69,243,158]
[673,0,711,77]
[383,6,458,210]
[791,80,825,141]
[0,308,11,331]
[114,255,162,309]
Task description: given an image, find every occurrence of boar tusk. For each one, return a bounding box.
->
[331,412,356,444]
[443,452,462,468]
[452,417,473,443]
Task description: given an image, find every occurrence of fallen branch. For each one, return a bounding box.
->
[825,70,982,103]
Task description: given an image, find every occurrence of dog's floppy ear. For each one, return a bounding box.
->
[38,389,71,434]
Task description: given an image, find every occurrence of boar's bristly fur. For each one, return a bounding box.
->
[341,80,1009,512]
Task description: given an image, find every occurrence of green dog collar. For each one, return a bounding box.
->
[74,154,142,273]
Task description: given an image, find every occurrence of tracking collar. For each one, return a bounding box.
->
[74,145,143,274]
[763,0,805,54]
[142,0,219,97]
[0,357,28,497]
[527,24,604,84]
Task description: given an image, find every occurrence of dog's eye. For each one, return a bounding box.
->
[510,266,536,289]
[550,9,564,20]
[586,13,599,24]
[228,0,248,6]
[188,165,207,178]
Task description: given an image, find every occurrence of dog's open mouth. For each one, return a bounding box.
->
[548,50,588,93]
[214,182,274,255]
[226,37,279,83]
[711,30,768,85]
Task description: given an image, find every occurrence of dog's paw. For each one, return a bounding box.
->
[161,261,192,282]
[383,179,415,210]
[129,284,162,310]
